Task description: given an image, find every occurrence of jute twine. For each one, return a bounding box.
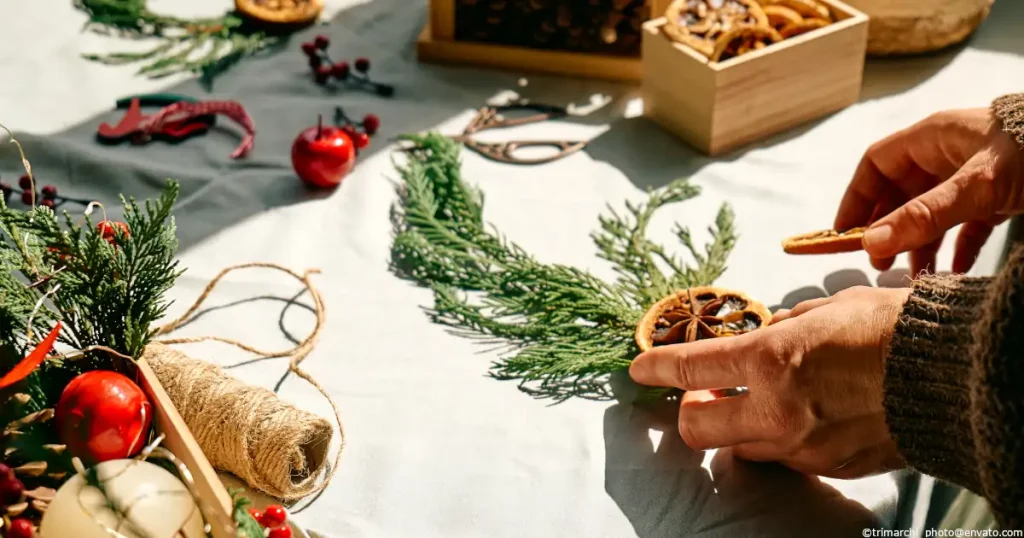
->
[146,262,345,501]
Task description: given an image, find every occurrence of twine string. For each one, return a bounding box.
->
[152,262,344,500]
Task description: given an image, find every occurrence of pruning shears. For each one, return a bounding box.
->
[97,93,217,144]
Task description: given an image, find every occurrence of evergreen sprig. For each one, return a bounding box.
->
[230,487,266,538]
[74,0,281,83]
[390,134,737,402]
[0,181,183,406]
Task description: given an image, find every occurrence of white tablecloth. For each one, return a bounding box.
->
[2,1,1023,536]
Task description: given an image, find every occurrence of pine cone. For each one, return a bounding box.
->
[454,0,647,55]
[0,392,63,527]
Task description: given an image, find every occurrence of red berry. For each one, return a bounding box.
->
[7,518,33,538]
[97,221,130,244]
[269,526,293,538]
[41,185,57,199]
[262,505,287,528]
[300,42,317,56]
[331,61,350,79]
[362,114,381,135]
[0,476,24,504]
[353,131,370,149]
[20,191,34,205]
[0,463,11,480]
[308,55,323,70]
[40,198,54,209]
[354,57,370,72]
[314,35,330,49]
[314,65,332,85]
[247,507,264,526]
[17,174,32,190]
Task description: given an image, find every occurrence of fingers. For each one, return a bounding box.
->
[834,131,918,231]
[952,219,1000,274]
[909,238,943,276]
[867,192,906,270]
[863,160,991,259]
[677,393,775,449]
[773,295,836,325]
[771,309,791,324]
[630,335,751,391]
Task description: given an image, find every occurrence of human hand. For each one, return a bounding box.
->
[629,286,912,479]
[835,108,1024,275]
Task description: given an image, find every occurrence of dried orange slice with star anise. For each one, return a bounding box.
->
[635,286,771,352]
[235,0,323,26]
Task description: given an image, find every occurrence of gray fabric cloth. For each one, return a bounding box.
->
[3,0,1024,536]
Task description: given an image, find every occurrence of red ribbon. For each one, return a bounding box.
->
[0,322,62,389]
[138,100,256,159]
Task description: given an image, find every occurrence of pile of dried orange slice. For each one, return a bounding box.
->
[662,0,835,62]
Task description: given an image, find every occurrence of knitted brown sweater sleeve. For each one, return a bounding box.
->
[885,250,1024,530]
[884,94,1024,529]
[993,93,1024,147]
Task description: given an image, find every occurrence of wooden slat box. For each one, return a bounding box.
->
[137,358,236,538]
[641,0,869,155]
[418,0,672,81]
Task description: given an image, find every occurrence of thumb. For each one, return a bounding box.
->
[863,163,990,259]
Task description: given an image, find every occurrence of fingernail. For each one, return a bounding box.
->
[863,224,893,253]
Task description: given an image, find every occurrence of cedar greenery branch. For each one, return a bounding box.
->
[1,128,261,531]
[390,134,736,402]
[74,0,281,82]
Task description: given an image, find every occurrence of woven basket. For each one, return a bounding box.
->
[842,0,994,55]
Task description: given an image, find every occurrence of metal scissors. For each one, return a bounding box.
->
[450,102,587,165]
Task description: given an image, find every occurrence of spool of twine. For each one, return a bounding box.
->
[143,344,332,500]
[147,263,345,501]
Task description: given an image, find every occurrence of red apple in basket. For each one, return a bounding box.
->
[291,115,356,189]
[55,370,153,463]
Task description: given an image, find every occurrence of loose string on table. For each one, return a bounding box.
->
[153,262,344,499]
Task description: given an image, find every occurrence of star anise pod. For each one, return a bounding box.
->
[635,286,771,351]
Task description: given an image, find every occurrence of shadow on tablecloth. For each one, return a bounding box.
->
[602,402,883,538]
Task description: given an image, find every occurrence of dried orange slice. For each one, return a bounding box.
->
[782,227,867,255]
[635,287,771,352]
[780,18,831,38]
[235,0,323,26]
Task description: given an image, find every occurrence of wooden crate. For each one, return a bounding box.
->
[641,0,869,155]
[418,0,672,81]
[137,358,236,538]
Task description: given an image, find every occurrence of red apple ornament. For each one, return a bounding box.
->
[55,370,152,463]
[291,115,356,189]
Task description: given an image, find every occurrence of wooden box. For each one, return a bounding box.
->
[418,0,671,81]
[137,358,236,538]
[641,0,869,155]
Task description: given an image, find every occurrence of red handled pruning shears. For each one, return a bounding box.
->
[97,93,217,145]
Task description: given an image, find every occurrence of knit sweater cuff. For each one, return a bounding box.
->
[992,93,1024,148]
[884,274,991,494]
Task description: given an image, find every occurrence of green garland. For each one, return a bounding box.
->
[390,134,736,402]
[74,0,283,82]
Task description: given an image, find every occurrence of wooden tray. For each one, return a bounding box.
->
[418,0,672,81]
[641,0,869,155]
[136,358,236,538]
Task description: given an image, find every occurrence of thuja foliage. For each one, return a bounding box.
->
[0,181,182,410]
[390,134,736,401]
[75,0,281,82]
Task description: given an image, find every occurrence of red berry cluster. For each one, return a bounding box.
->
[248,504,292,538]
[334,107,381,153]
[0,464,33,538]
[97,220,130,245]
[0,174,91,210]
[300,35,395,97]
